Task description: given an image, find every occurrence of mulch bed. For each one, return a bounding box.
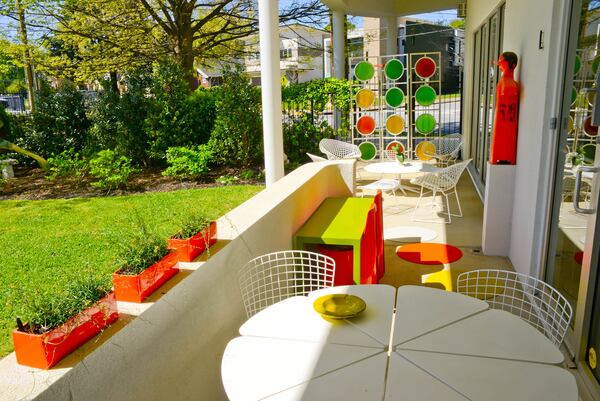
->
[0,167,261,201]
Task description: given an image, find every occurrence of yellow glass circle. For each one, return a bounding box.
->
[356,89,375,109]
[386,115,405,135]
[415,141,436,161]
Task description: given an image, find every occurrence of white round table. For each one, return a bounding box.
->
[363,162,441,193]
[364,161,441,175]
[221,285,578,401]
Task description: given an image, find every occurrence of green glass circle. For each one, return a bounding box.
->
[354,61,375,81]
[415,114,436,134]
[385,87,405,108]
[593,56,600,76]
[571,88,578,105]
[358,141,377,161]
[574,55,581,75]
[415,85,437,106]
[384,59,404,80]
[580,144,596,165]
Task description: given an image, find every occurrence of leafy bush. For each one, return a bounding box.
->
[115,235,170,276]
[162,145,213,179]
[28,80,91,157]
[216,174,240,185]
[89,149,138,190]
[0,177,6,189]
[170,215,212,239]
[283,115,334,164]
[239,169,256,180]
[208,66,263,166]
[146,61,217,161]
[89,71,153,165]
[46,149,88,181]
[18,275,111,334]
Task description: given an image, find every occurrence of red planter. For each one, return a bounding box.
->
[167,221,217,262]
[12,293,118,370]
[112,252,179,303]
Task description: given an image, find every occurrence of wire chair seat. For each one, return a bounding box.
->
[319,139,361,160]
[457,269,573,347]
[238,250,335,318]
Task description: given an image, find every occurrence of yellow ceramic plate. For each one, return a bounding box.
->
[313,294,366,319]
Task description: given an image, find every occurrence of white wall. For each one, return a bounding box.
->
[464,0,568,275]
[10,161,355,401]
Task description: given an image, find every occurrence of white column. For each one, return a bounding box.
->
[332,10,345,79]
[258,0,284,186]
[384,16,398,56]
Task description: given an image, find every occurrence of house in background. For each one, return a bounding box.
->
[324,17,464,94]
[245,23,328,85]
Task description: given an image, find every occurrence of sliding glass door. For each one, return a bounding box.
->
[546,0,600,396]
[469,5,504,186]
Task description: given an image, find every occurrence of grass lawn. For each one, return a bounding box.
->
[0,185,262,357]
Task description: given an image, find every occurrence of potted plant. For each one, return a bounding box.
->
[112,235,179,303]
[392,144,405,164]
[167,216,217,262]
[12,277,118,369]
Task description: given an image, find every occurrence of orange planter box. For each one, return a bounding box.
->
[112,252,179,303]
[12,293,118,370]
[167,221,217,262]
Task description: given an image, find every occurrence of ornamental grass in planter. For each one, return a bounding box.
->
[167,216,217,262]
[13,276,118,369]
[112,235,179,303]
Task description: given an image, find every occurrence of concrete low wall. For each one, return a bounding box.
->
[2,160,355,401]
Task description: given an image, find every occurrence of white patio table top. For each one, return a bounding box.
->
[221,285,578,401]
[364,161,441,175]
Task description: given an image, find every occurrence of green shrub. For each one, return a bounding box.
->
[89,149,138,190]
[46,149,88,181]
[239,169,256,180]
[28,80,91,157]
[0,177,6,189]
[162,145,213,179]
[208,66,263,166]
[18,275,112,334]
[215,174,240,185]
[146,61,217,161]
[283,115,333,164]
[170,215,212,239]
[89,71,153,165]
[115,235,170,276]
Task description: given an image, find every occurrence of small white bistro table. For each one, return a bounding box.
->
[221,285,578,401]
[363,162,441,193]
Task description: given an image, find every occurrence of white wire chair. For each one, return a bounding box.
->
[238,250,336,318]
[427,135,463,167]
[306,153,327,162]
[410,159,471,224]
[319,139,362,160]
[456,269,573,347]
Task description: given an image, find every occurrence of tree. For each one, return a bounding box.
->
[36,0,328,90]
[449,19,465,29]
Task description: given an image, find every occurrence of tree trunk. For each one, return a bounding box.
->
[15,0,35,112]
[109,71,119,93]
[175,7,197,91]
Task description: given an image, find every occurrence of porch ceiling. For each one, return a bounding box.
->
[321,0,459,17]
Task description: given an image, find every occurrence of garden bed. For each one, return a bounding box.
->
[0,166,262,201]
[0,184,262,357]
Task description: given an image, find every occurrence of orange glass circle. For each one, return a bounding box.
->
[356,89,375,109]
[356,115,376,136]
[386,115,405,135]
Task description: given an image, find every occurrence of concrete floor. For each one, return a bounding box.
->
[357,162,514,291]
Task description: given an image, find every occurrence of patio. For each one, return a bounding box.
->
[357,162,513,290]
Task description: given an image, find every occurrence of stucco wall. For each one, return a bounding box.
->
[464,0,567,275]
[19,161,354,401]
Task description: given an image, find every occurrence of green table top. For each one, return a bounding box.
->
[294,197,374,243]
